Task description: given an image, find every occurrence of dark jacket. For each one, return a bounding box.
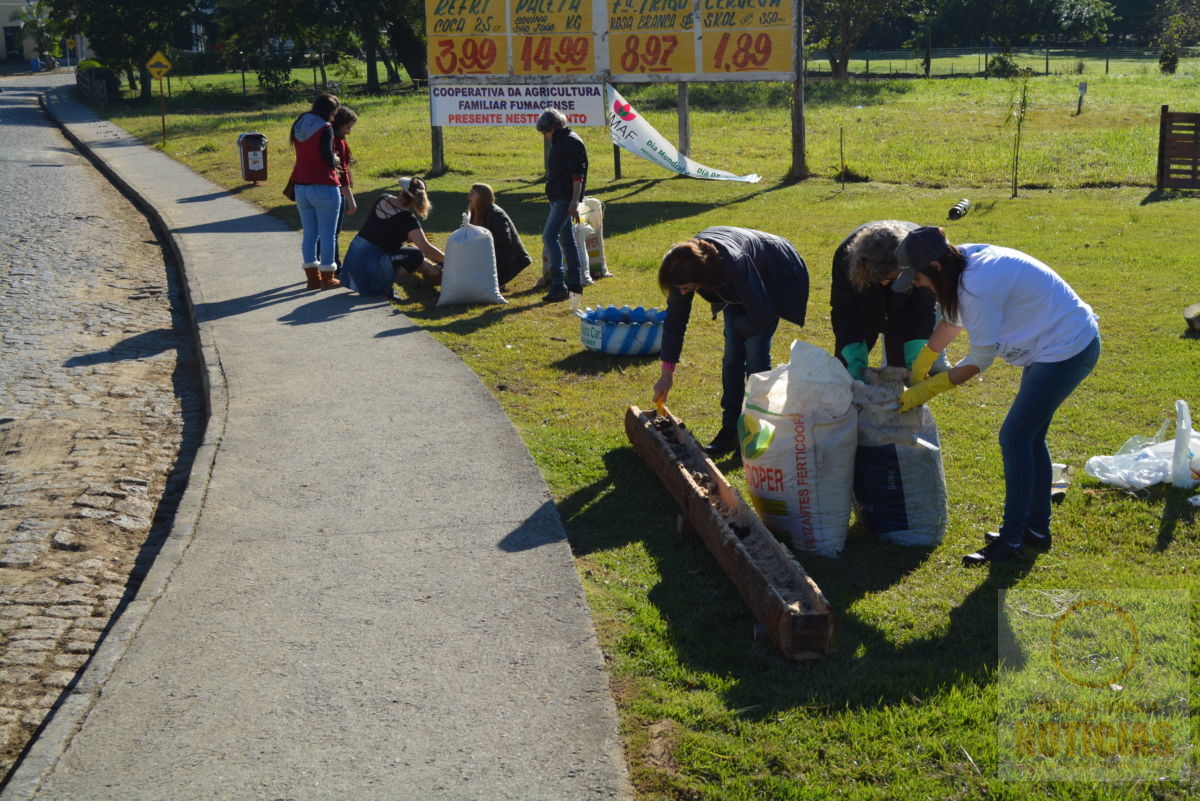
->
[660,226,809,364]
[830,220,936,367]
[483,204,532,285]
[545,127,588,202]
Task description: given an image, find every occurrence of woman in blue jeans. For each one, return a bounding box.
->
[288,93,343,290]
[652,227,809,457]
[890,227,1101,566]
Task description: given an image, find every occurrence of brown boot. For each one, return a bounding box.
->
[303,267,321,290]
[319,271,341,290]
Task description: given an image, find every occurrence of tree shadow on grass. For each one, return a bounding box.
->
[565,444,1032,713]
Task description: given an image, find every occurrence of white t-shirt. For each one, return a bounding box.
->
[947,244,1098,367]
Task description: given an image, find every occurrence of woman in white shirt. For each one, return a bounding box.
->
[889,226,1100,567]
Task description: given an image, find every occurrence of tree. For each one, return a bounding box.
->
[48,0,193,100]
[10,0,64,57]
[932,0,1116,48]
[805,0,908,79]
[380,0,427,82]
[1156,0,1200,73]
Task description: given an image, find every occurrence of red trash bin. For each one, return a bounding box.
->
[237,132,268,183]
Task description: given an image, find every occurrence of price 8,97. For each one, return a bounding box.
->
[609,34,694,75]
[515,35,593,75]
[702,29,792,74]
[431,36,504,75]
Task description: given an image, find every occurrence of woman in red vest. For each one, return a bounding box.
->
[288,93,342,290]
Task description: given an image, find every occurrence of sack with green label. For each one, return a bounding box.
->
[739,340,857,557]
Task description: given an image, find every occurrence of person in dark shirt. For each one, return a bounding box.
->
[468,183,531,293]
[830,220,940,380]
[535,108,588,303]
[652,227,809,456]
[339,177,445,301]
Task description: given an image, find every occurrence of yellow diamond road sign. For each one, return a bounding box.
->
[147,51,171,79]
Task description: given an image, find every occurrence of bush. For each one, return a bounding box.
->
[331,54,363,83]
[986,52,1021,78]
[1160,42,1179,75]
[256,55,302,101]
[76,60,120,105]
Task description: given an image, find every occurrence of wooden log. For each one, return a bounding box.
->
[624,405,836,660]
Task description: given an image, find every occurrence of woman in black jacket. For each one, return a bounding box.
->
[468,183,531,292]
[652,227,809,456]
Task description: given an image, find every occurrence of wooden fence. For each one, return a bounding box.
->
[1158,105,1200,190]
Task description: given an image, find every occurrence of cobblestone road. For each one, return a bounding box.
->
[0,77,202,775]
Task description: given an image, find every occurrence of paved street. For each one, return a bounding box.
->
[0,72,630,800]
[0,75,201,774]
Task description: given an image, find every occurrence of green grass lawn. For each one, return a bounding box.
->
[100,71,1200,799]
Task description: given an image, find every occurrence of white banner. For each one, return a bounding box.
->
[606,86,761,183]
[430,84,606,127]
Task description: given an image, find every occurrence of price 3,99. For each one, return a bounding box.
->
[433,37,500,75]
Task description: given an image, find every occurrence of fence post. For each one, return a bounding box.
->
[1157,105,1168,191]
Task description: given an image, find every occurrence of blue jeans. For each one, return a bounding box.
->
[295,183,342,268]
[722,310,779,432]
[997,335,1100,546]
[542,199,584,292]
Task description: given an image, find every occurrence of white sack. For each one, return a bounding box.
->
[438,216,505,307]
[740,340,856,557]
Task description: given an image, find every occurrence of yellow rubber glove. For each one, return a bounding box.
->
[909,344,939,384]
[899,371,955,412]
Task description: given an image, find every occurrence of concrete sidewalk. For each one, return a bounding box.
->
[2,75,630,801]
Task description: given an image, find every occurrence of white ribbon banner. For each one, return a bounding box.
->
[606,86,761,183]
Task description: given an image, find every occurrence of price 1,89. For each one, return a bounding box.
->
[432,37,502,75]
[516,36,592,74]
[705,30,791,74]
[611,34,692,75]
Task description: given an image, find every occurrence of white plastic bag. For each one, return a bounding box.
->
[1085,402,1200,490]
[740,340,857,557]
[438,215,505,307]
[572,221,596,286]
[579,197,611,279]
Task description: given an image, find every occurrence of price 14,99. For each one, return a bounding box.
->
[609,34,694,75]
[431,36,504,75]
[515,35,593,75]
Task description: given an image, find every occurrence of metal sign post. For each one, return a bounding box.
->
[146,51,172,142]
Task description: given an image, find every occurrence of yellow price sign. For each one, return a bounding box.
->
[609,33,694,75]
[702,29,791,75]
[429,36,506,75]
[513,35,594,75]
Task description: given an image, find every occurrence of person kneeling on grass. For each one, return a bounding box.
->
[468,183,531,294]
[652,227,809,457]
[888,226,1100,567]
[339,177,444,302]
